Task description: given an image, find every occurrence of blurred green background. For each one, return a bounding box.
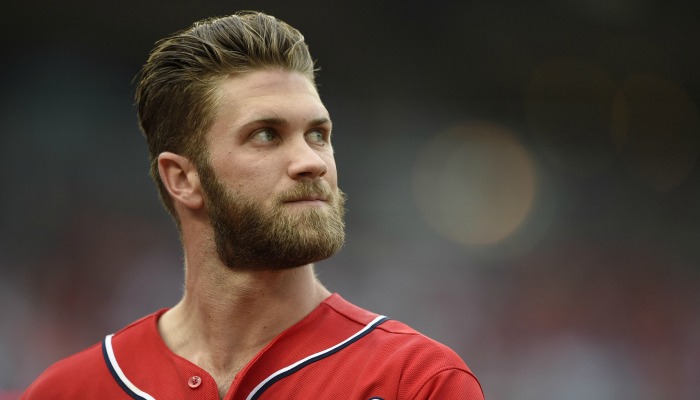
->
[1,1,699,398]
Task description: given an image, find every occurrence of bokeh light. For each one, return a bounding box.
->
[412,122,537,246]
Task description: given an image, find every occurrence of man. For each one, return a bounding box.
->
[22,11,484,399]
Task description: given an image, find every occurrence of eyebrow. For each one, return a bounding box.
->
[239,116,332,130]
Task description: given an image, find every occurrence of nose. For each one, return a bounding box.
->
[287,139,328,180]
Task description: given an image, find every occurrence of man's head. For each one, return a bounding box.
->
[136,12,346,270]
[136,11,316,220]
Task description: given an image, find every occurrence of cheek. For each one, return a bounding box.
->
[234,159,283,198]
[210,157,256,190]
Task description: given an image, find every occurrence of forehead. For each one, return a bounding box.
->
[213,69,327,121]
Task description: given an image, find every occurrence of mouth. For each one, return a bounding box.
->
[283,194,329,206]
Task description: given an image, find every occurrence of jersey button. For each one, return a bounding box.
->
[188,375,202,388]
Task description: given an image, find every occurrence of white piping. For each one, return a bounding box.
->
[104,334,157,400]
[246,315,387,400]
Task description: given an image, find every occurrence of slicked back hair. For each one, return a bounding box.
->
[135,11,316,224]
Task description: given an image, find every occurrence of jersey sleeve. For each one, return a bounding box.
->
[411,367,484,400]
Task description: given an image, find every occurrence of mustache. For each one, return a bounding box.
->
[276,181,337,203]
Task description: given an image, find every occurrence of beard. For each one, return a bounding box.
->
[197,161,346,271]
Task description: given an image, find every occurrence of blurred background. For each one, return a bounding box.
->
[1,0,699,398]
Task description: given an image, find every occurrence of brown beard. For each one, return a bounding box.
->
[197,160,346,271]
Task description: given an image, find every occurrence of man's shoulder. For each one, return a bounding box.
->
[377,319,469,364]
[21,341,113,398]
[303,294,484,399]
[21,312,161,399]
[323,294,473,371]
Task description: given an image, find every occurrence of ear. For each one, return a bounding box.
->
[157,152,204,210]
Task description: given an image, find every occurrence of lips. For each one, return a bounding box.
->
[284,194,328,203]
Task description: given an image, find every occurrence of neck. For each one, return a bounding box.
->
[158,254,331,397]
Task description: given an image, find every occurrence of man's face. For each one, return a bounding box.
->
[198,69,345,270]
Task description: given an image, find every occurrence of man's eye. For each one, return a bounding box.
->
[306,130,325,143]
[252,129,275,142]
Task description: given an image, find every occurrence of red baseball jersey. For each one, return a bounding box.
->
[22,294,484,399]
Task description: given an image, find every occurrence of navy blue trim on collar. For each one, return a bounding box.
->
[248,316,390,400]
[102,336,152,400]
